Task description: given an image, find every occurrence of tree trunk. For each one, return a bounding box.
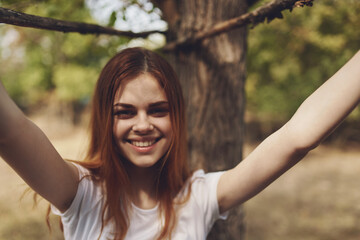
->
[158,0,248,239]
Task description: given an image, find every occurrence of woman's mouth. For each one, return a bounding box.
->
[131,140,155,147]
[127,137,161,148]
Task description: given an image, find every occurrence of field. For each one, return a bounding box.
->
[0,113,359,240]
[243,144,360,240]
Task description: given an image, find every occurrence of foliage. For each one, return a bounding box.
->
[53,64,97,102]
[0,0,129,111]
[247,0,360,121]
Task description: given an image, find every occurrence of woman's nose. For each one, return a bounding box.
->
[132,113,154,133]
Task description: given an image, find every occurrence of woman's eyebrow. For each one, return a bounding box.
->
[113,103,134,108]
[149,101,169,107]
[113,101,169,108]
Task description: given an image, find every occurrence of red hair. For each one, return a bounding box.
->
[80,47,191,239]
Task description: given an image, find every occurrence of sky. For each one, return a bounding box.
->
[85,0,167,33]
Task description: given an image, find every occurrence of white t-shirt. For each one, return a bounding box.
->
[52,164,227,240]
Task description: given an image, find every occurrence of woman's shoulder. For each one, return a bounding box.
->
[69,161,91,177]
[190,169,226,185]
[181,169,225,200]
[52,161,104,216]
[69,161,102,182]
[174,169,227,233]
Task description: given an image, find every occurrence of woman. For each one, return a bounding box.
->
[0,48,359,240]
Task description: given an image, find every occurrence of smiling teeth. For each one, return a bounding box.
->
[131,140,155,147]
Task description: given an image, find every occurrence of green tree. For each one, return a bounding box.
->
[0,0,129,112]
[247,0,360,121]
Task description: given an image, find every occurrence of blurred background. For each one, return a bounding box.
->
[0,0,359,239]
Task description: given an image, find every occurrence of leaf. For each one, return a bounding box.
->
[108,11,117,27]
[267,11,283,23]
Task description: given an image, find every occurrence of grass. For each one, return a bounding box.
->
[0,161,64,240]
[244,144,360,240]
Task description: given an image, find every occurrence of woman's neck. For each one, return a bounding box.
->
[127,164,159,209]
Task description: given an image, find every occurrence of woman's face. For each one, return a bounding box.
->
[113,73,173,169]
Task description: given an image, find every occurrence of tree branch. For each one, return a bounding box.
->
[0,0,313,51]
[163,0,313,51]
[0,7,165,38]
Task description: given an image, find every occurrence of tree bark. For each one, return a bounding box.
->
[159,1,248,239]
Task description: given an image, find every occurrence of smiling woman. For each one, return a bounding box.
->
[0,47,359,240]
[70,48,192,239]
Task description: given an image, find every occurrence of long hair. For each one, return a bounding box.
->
[80,47,191,239]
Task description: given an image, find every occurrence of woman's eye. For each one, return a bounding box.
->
[114,110,135,119]
[149,108,169,117]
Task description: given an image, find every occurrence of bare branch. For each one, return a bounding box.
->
[0,7,165,38]
[163,0,313,51]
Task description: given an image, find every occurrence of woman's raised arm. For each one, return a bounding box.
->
[0,81,79,212]
[217,50,360,213]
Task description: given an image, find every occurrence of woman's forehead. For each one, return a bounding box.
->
[114,73,167,105]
